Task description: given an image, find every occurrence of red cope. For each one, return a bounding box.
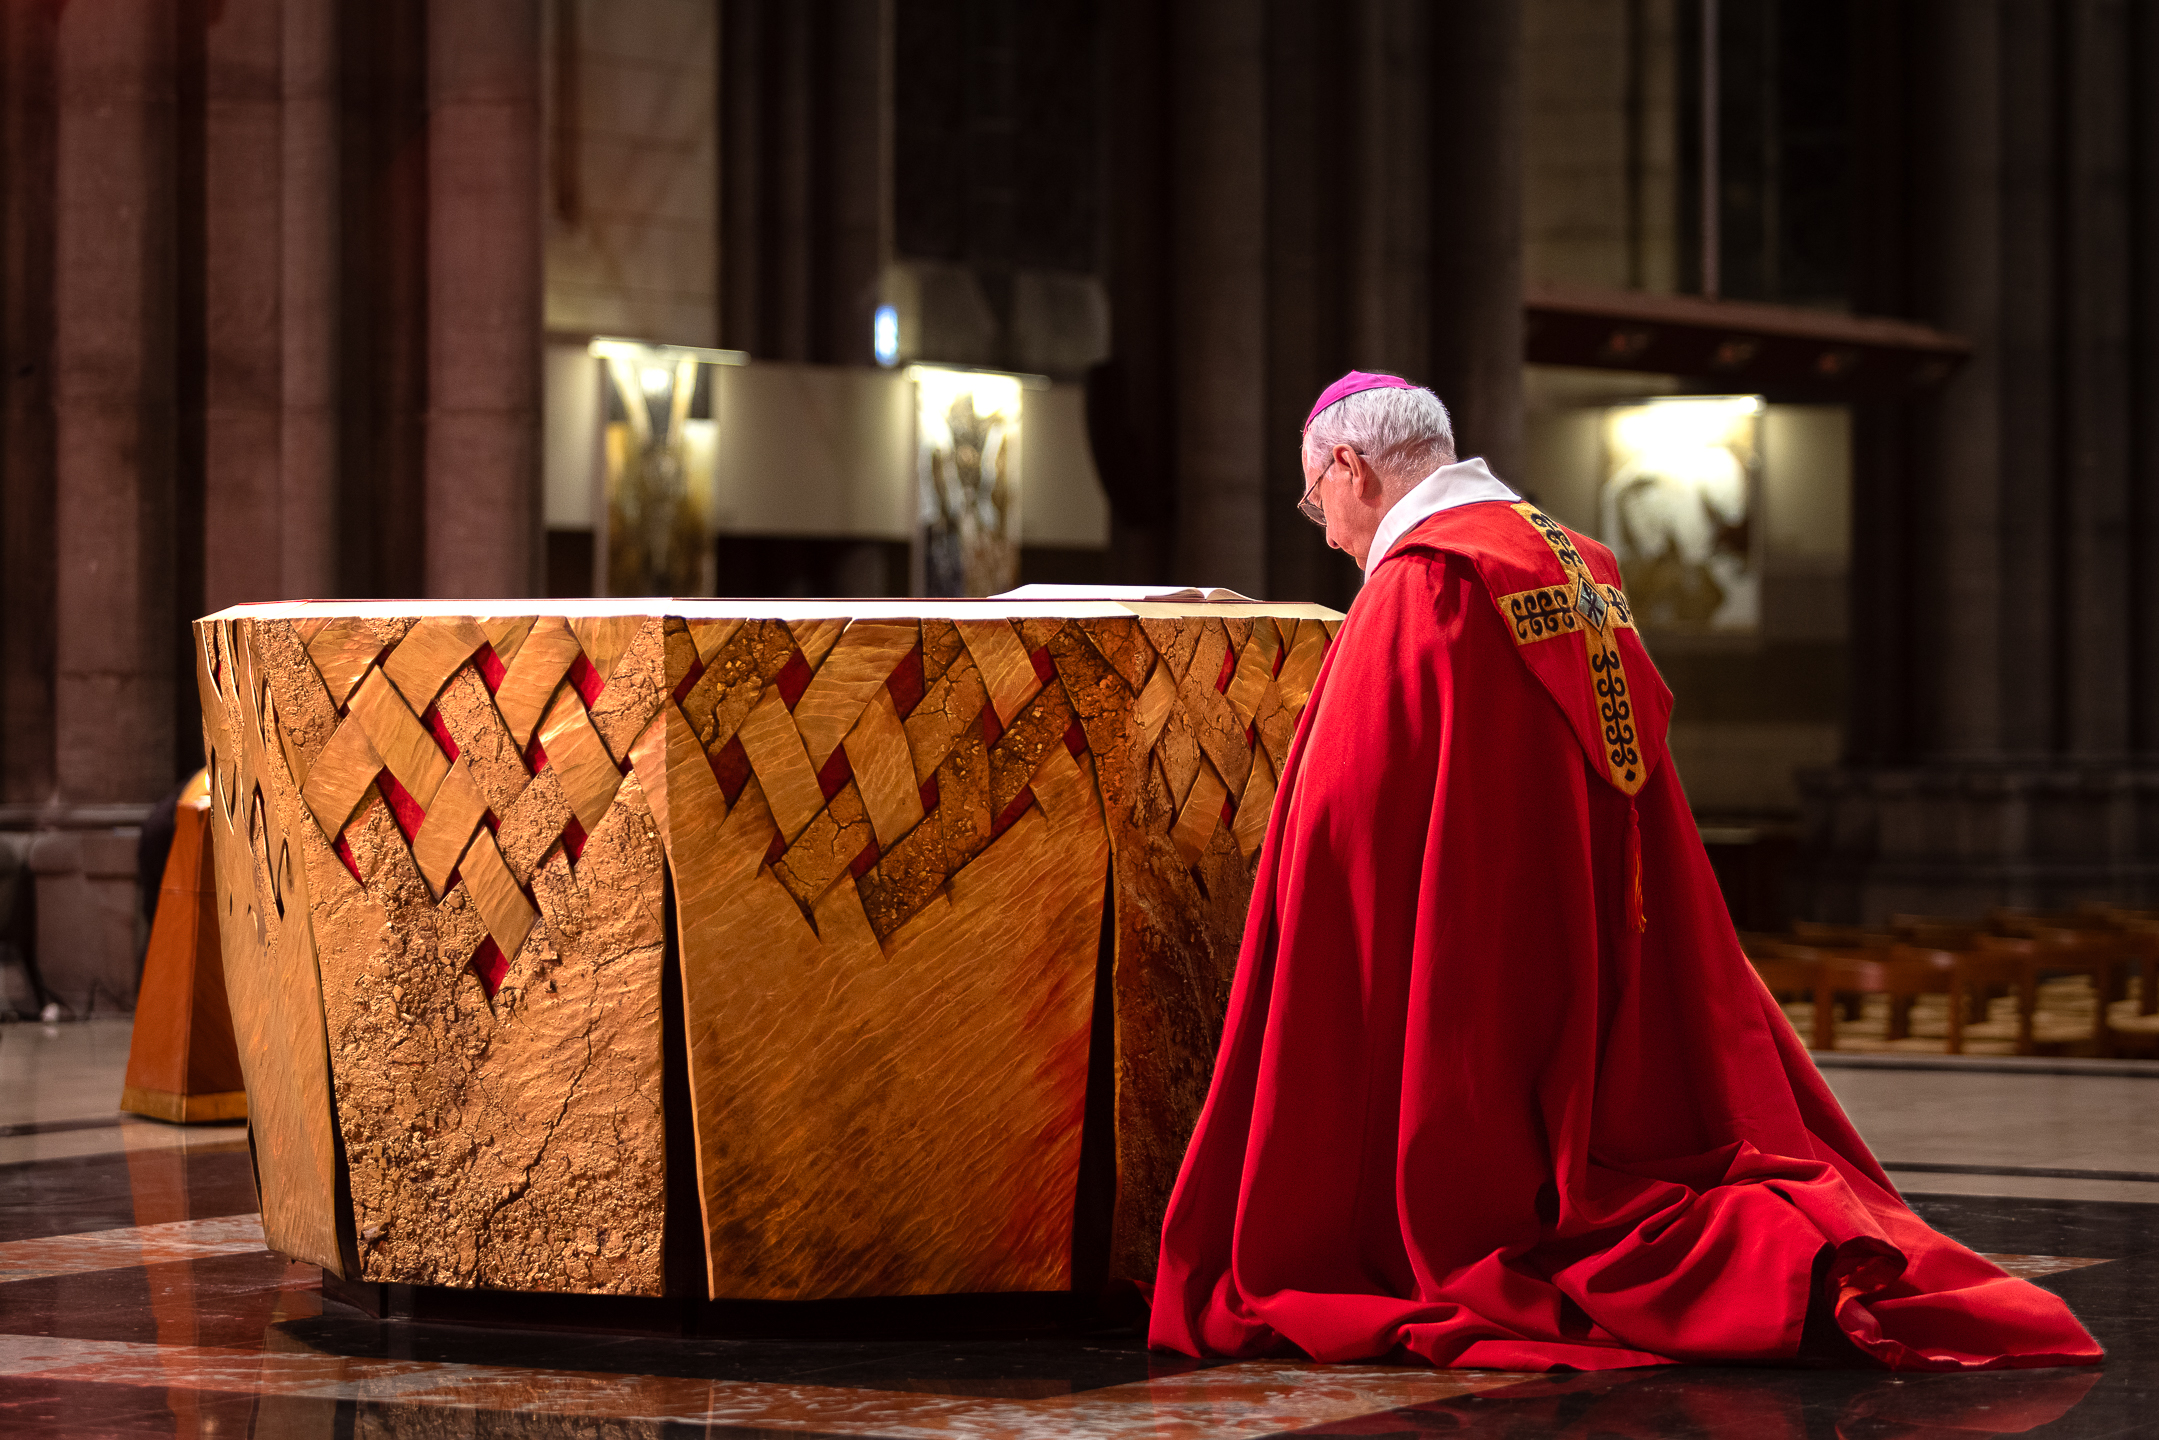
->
[1148,501,2100,1373]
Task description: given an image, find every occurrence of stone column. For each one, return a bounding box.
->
[0,2,58,809]
[280,0,338,598]
[1258,0,1352,610]
[718,0,884,365]
[1170,0,1268,599]
[1425,0,1524,485]
[1802,0,2159,918]
[47,0,178,1008]
[1096,0,1177,589]
[1347,0,1433,380]
[824,0,888,366]
[2135,0,2159,756]
[200,0,285,614]
[426,0,542,599]
[2057,0,2133,759]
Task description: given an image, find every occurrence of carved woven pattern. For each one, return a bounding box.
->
[641,613,1337,946]
[272,607,1337,1001]
[288,613,670,995]
[245,612,675,1296]
[200,602,1338,1302]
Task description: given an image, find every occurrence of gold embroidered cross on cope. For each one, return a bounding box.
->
[1500,503,1647,795]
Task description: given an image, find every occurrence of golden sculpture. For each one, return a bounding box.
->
[195,600,1337,1301]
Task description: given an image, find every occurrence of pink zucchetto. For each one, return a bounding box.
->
[1304,370,1417,430]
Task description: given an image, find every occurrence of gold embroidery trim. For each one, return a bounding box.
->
[1506,503,1645,795]
[1497,583,1634,646]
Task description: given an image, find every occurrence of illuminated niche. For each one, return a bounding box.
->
[912,366,1025,598]
[590,339,739,597]
[1600,395,1762,633]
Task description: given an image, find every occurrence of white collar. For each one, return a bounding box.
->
[1363,457,1519,572]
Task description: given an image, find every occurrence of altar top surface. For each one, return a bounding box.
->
[200,595,1348,623]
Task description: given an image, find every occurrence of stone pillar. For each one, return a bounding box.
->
[1096,0,1177,588]
[0,2,58,810]
[1099,0,1520,609]
[426,0,541,599]
[1801,0,2159,919]
[280,0,338,598]
[1347,0,1433,379]
[200,0,285,614]
[2136,0,2159,757]
[1170,0,1268,598]
[1257,0,1352,610]
[718,0,885,365]
[1425,0,1524,485]
[2057,0,2133,759]
[47,0,178,1008]
[1260,0,1443,612]
[824,0,888,366]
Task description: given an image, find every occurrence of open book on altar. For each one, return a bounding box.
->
[993,583,1257,603]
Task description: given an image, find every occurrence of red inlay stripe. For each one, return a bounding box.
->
[568,654,605,708]
[561,815,589,862]
[334,835,362,883]
[709,735,751,804]
[478,647,508,692]
[1063,720,1087,757]
[816,746,853,801]
[422,707,460,763]
[980,705,1004,748]
[1029,646,1056,686]
[919,773,941,811]
[776,649,813,709]
[525,735,550,775]
[763,827,788,867]
[469,938,508,998]
[1214,646,1237,693]
[886,647,926,719]
[1271,643,1287,678]
[1246,722,1257,748]
[671,654,707,705]
[1221,797,1236,825]
[378,770,426,843]
[848,839,881,879]
[990,787,1034,840]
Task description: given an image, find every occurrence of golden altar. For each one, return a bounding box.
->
[194,598,1337,1303]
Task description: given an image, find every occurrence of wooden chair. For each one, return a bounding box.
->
[1889,914,1986,950]
[1886,944,2027,1055]
[1778,927,1892,1025]
[2118,922,2159,1017]
[1790,920,1892,951]
[1753,940,1963,1050]
[1747,951,1835,1050]
[1977,932,2118,1056]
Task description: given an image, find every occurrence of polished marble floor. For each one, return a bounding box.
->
[2,1021,2154,1437]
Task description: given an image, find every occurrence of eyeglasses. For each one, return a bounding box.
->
[1297,448,1362,528]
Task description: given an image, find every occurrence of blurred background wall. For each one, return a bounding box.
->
[2,0,2157,1012]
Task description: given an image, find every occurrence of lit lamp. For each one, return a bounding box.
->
[873,305,900,368]
[1600,395,1762,632]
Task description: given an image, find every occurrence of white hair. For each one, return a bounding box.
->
[1301,382,1456,489]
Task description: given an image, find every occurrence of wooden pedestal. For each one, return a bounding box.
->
[121,771,247,1123]
[195,599,1337,1301]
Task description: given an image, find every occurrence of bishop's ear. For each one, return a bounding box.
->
[1343,446,1388,501]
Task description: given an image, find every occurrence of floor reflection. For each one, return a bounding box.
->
[1289,1364,2106,1438]
[0,1125,2146,1438]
